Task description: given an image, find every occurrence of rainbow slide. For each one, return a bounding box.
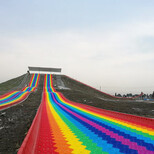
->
[0,74,40,110]
[18,74,154,154]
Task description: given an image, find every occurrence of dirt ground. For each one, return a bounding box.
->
[0,74,154,153]
[0,75,44,154]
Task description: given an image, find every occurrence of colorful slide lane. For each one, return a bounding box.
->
[18,74,154,154]
[0,74,40,110]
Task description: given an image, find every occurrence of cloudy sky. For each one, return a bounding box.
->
[0,0,154,95]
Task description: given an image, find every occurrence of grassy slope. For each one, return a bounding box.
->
[0,74,30,95]
[57,75,154,118]
[60,75,117,99]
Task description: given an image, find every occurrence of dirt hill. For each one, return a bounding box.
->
[0,74,154,153]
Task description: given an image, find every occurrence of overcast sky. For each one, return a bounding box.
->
[0,0,154,95]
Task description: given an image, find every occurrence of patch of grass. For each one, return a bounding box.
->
[0,74,26,92]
